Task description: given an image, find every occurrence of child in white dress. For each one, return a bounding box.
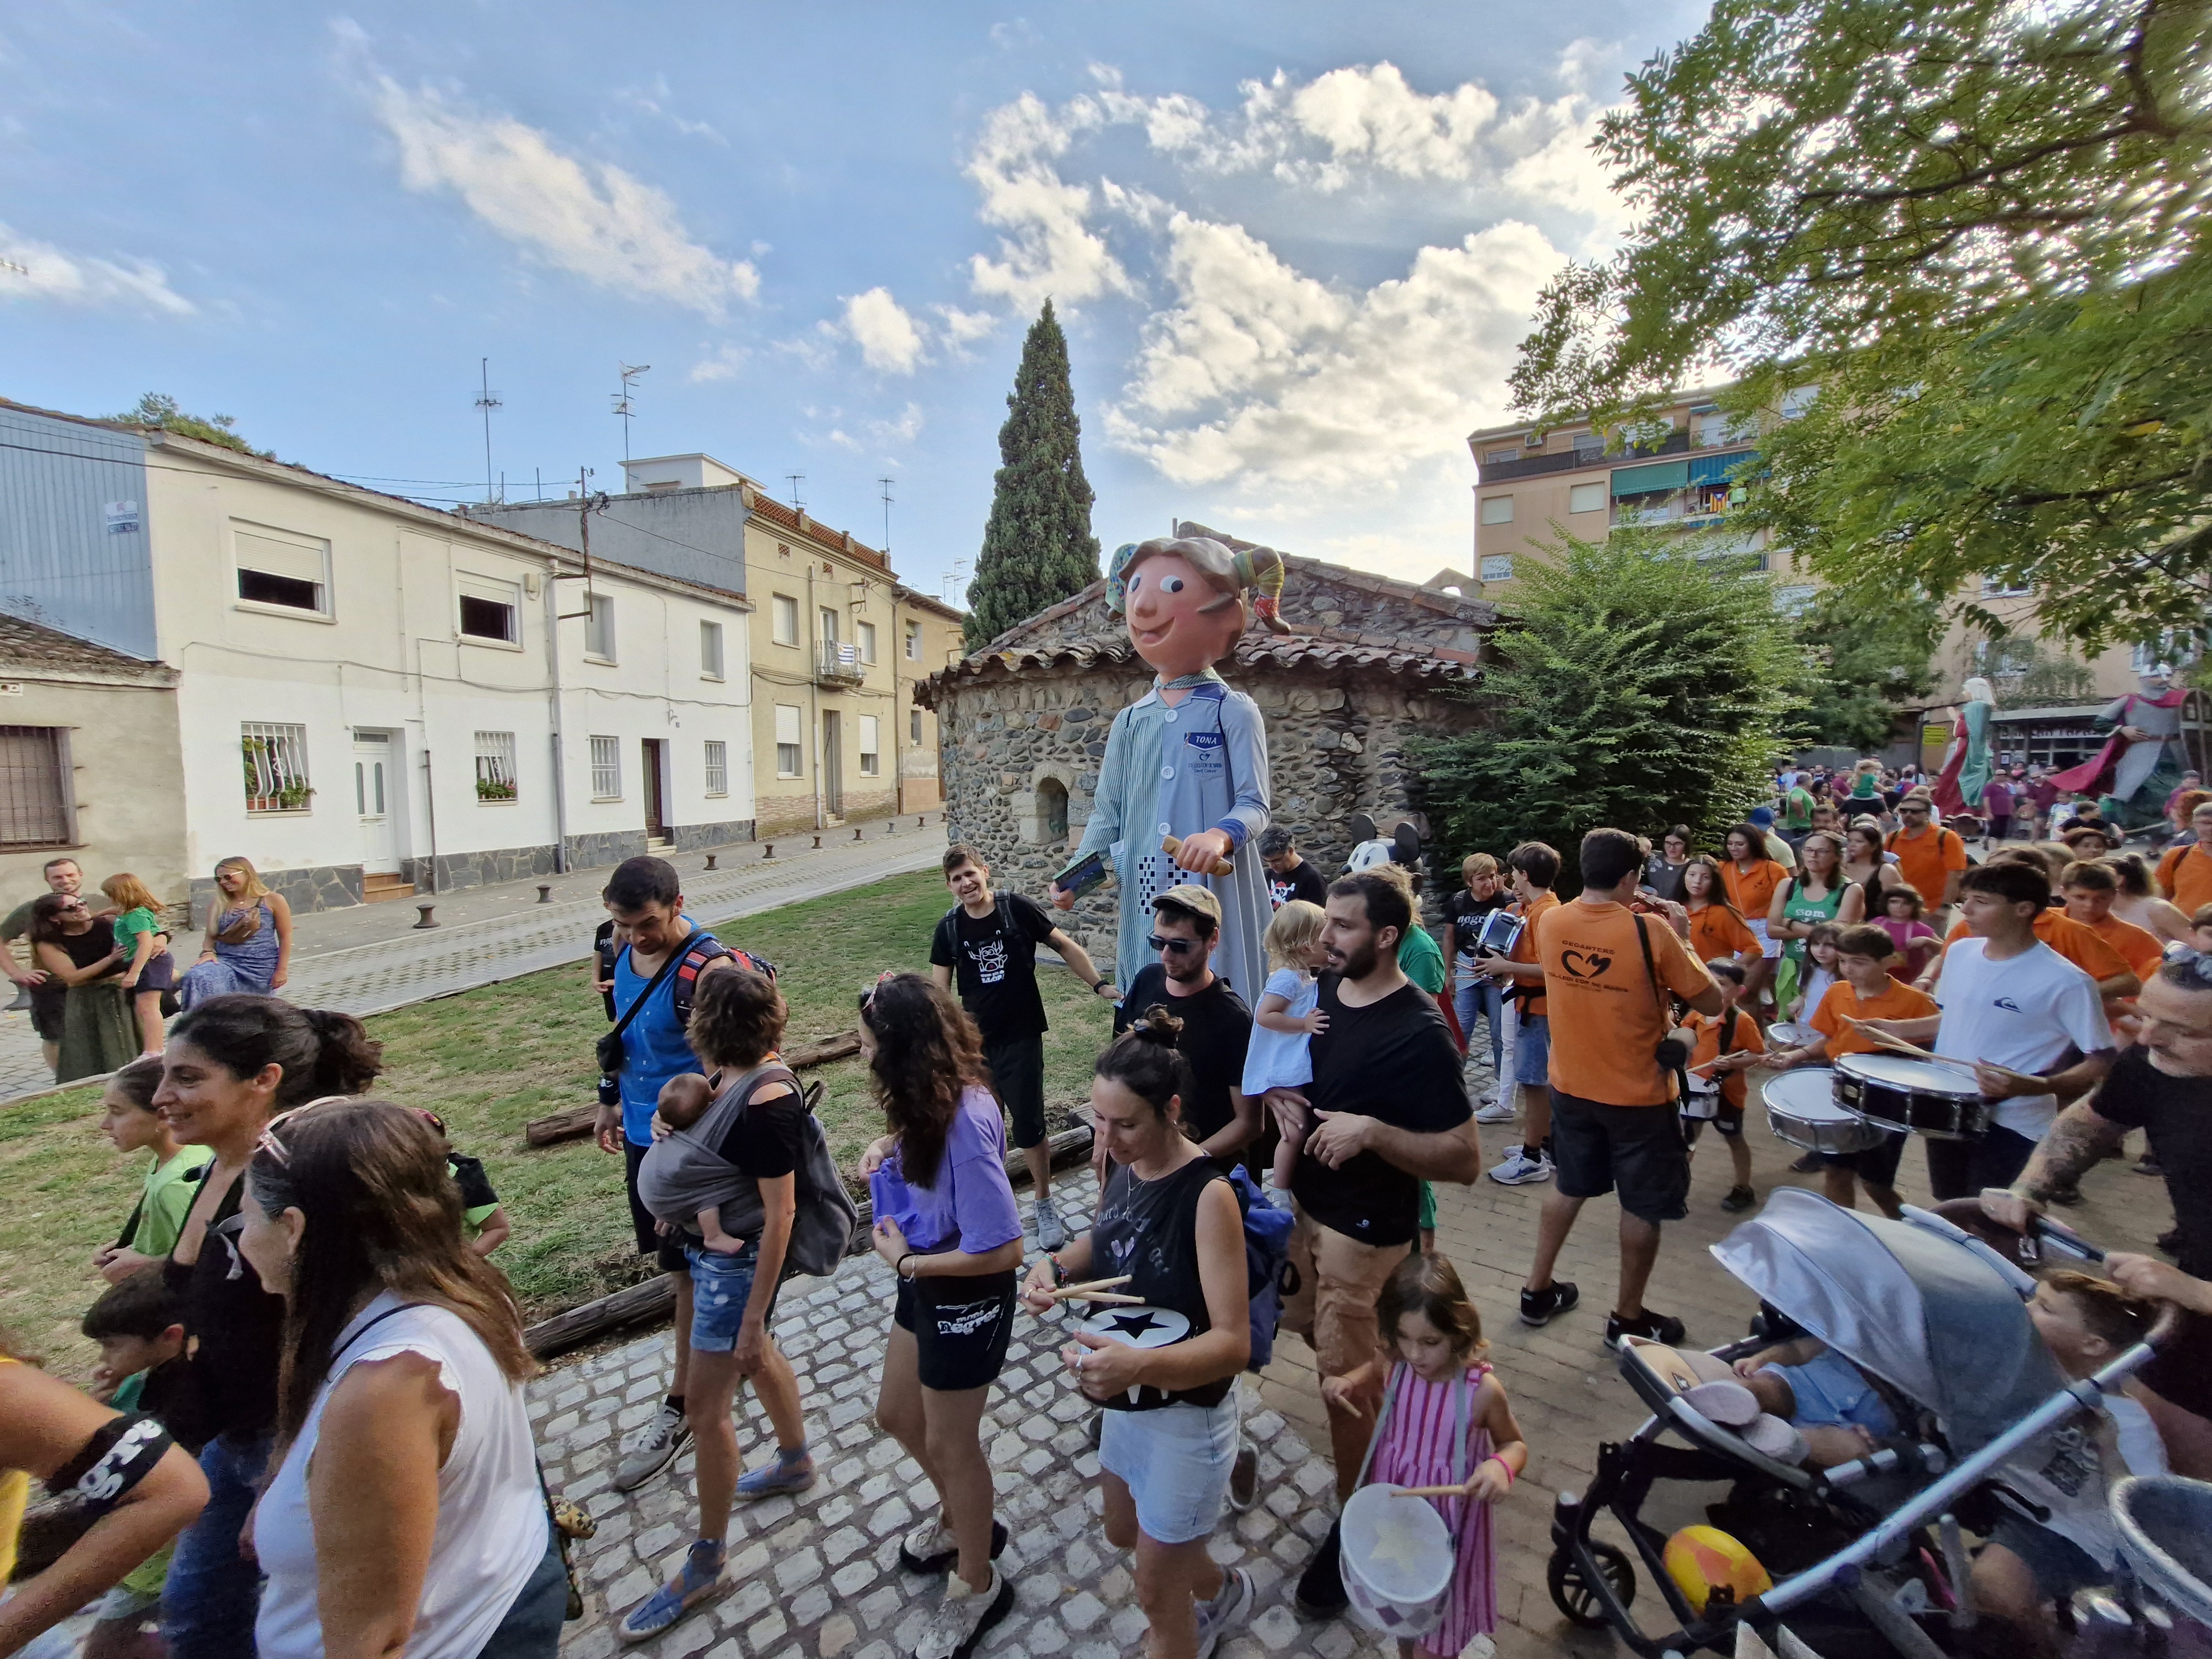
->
[1241,900,1329,1207]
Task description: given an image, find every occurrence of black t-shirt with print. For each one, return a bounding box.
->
[930,893,1058,1045]
[1292,976,1471,1247]
[1267,859,1329,912]
[1442,888,1512,956]
[2092,1045,2212,1279]
[1113,964,1254,1146]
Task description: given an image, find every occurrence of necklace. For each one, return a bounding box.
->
[1154,670,1218,691]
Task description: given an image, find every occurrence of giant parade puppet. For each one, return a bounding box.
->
[2049,664,2195,831]
[1048,534,1288,1001]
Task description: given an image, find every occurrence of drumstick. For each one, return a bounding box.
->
[1390,1484,1470,1498]
[1162,834,1234,878]
[1839,1018,1943,1063]
[1055,1274,1133,1296]
[1051,1290,1146,1305]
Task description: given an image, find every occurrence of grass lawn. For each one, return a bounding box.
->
[0,870,1118,1378]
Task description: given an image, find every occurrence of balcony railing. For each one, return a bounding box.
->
[815,641,867,687]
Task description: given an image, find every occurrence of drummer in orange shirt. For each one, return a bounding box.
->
[1886,795,1970,917]
[1720,825,1792,1016]
[1767,925,1938,1220]
[2060,860,2164,984]
[2158,800,2212,914]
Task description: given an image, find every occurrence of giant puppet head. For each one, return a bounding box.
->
[1105,535,1290,680]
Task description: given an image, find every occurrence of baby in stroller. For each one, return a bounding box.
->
[1730,1337,1900,1468]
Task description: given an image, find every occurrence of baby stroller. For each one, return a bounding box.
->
[1546,1188,2183,1659]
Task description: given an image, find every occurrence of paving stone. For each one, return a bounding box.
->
[717,1581,773,1628]
[854,1585,903,1631]
[1107,1606,1149,1645]
[831,1558,877,1597]
[1249,1606,1302,1651]
[1059,1592,1105,1634]
[817,1613,859,1657]
[789,1584,834,1625]
[749,1609,790,1650]
[773,1547,825,1593]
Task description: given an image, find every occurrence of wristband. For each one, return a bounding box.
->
[1048,1255,1067,1286]
[1486,1454,1514,1488]
[898,1253,916,1281]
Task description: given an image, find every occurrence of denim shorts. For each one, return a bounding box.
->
[1512,1014,1551,1087]
[686,1241,768,1354]
[1098,1395,1239,1545]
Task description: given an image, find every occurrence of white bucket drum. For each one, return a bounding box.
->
[1763,1069,1886,1154]
[1340,1482,1455,1636]
[1076,1304,1191,1405]
[1835,1052,1990,1139]
[1766,1021,1819,1051]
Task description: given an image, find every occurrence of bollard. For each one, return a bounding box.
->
[853,827,863,841]
[413,904,439,930]
[812,834,822,849]
[763,843,774,859]
[887,820,896,833]
[705,853,718,871]
[535,885,552,904]
[917,815,925,828]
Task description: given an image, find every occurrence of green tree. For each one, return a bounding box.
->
[1410,530,1808,884]
[1793,589,1941,750]
[109,393,270,457]
[965,301,1100,649]
[1510,0,2212,652]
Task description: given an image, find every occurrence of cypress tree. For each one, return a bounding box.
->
[965,301,1100,649]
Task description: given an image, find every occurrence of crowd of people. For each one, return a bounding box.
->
[7,746,2211,1659]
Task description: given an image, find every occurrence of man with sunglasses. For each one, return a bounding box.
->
[1109,886,1256,1164]
[2,856,92,1074]
[1887,792,1970,922]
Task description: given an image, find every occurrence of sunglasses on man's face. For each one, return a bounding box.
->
[1147,935,1205,955]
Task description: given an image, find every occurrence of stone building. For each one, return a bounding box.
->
[917,525,1496,975]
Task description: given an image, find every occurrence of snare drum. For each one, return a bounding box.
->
[1763,1069,1886,1154]
[1835,1052,1990,1140]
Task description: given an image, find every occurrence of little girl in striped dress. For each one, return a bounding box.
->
[1324,1253,1529,1657]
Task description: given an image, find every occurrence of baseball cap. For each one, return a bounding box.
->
[1747,806,1776,827]
[1153,884,1223,932]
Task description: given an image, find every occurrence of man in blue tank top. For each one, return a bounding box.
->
[593,856,743,1494]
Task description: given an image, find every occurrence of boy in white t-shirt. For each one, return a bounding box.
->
[1854,862,2115,1200]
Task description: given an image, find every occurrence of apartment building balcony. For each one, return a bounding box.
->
[816,640,867,687]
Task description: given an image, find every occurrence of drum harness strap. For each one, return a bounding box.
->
[1633,914,1697,1107]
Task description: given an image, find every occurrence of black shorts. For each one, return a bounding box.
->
[1709,1100,1745,1139]
[28,982,64,1042]
[1818,1126,1908,1190]
[130,949,177,995]
[984,1033,1047,1150]
[624,1138,690,1272]
[894,1271,1018,1392]
[1550,1089,1691,1224]
[2139,1310,2212,1420]
[1923,1125,2037,1202]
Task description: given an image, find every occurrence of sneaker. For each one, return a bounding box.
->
[1607,1308,1687,1347]
[914,1566,1015,1659]
[1488,1145,1553,1186]
[1293,1522,1348,1616]
[1721,1185,1756,1213]
[1475,1082,1501,1107]
[618,1540,725,1643]
[1196,1566,1255,1659]
[1035,1193,1068,1253]
[2046,1183,2084,1208]
[1788,1150,1823,1174]
[1474,1098,1518,1124]
[899,1515,1009,1575]
[1226,1436,1259,1512]
[1520,1281,1579,1327]
[2135,1152,2163,1177]
[613,1401,691,1493]
[734,1445,816,1500]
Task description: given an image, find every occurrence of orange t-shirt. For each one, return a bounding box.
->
[1887,823,1970,908]
[1511,889,1560,1019]
[1808,978,1940,1059]
[1686,901,1759,966]
[2081,910,2163,981]
[1941,908,2131,984]
[1538,899,1717,1107]
[2158,842,2212,916]
[1687,1006,1760,1109]
[1719,858,1789,921]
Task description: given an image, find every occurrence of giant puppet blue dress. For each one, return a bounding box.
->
[1050,535,1288,1001]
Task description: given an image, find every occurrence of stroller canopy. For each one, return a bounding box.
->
[1713,1189,2063,1454]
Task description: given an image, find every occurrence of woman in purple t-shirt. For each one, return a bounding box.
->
[856,974,1025,1659]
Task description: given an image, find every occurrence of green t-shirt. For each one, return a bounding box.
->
[1783,787,1816,830]
[106,1369,177,1597]
[127,1146,216,1261]
[1,899,35,943]
[113,906,161,945]
[1397,925,1447,994]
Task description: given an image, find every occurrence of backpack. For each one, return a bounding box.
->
[1223,1166,1296,1372]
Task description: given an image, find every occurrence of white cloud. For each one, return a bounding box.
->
[617,76,729,145]
[933,304,998,351]
[688,343,747,383]
[371,79,758,314]
[963,92,1134,311]
[0,223,194,316]
[1105,211,1563,493]
[842,286,926,374]
[1280,63,1501,181]
[870,403,926,445]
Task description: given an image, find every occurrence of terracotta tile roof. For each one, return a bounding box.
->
[745,491,890,573]
[0,613,175,681]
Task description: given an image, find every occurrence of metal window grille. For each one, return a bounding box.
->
[0,727,72,846]
[241,722,312,813]
[589,734,621,798]
[474,731,517,801]
[705,740,728,796]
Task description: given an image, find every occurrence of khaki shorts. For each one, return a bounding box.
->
[1280,1198,1407,1381]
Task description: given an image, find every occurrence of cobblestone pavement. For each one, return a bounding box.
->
[0,813,944,1103]
[534,1053,2174,1659]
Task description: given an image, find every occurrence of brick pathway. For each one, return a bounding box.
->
[0,813,943,1103]
[533,1055,2173,1659]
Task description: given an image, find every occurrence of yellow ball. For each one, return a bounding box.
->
[1663,1526,1772,1614]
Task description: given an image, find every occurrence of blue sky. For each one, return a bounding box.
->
[0,2,1708,604]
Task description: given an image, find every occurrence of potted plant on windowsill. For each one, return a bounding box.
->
[476,779,518,802]
[275,782,314,811]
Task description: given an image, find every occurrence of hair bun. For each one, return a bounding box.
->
[1136,1005,1185,1045]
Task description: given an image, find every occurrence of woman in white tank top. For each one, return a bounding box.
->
[236,1099,561,1659]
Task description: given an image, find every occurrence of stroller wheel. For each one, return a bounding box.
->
[1548,1541,1636,1630]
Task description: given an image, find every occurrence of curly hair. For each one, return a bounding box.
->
[688,969,785,1071]
[858,973,988,1188]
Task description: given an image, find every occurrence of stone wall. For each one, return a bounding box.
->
[191,863,362,925]
[937,664,1488,979]
[408,842,560,894]
[560,828,649,872]
[670,817,757,854]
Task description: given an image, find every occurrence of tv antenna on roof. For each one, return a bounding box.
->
[612,363,649,462]
[785,473,806,513]
[472,358,502,503]
[878,476,895,553]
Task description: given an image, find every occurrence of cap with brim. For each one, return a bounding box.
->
[1154,884,1223,930]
